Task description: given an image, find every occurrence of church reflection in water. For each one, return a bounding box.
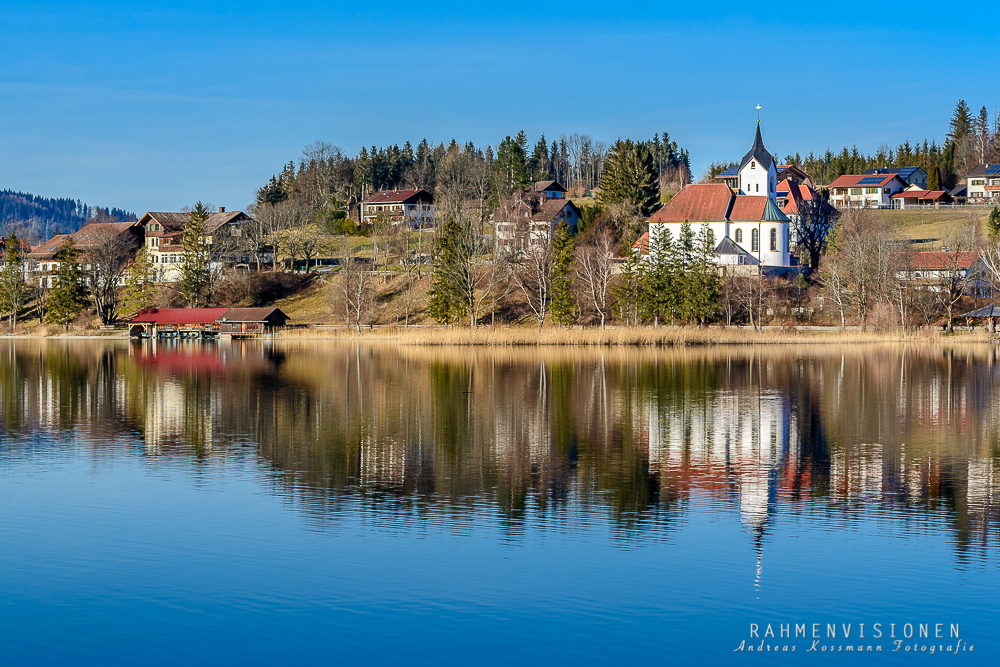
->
[1,340,999,556]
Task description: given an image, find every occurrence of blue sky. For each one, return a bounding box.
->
[1,1,996,213]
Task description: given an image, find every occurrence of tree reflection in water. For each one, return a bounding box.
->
[0,340,998,554]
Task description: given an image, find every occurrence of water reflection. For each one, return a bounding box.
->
[1,340,999,556]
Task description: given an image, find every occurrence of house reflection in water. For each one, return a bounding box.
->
[0,342,998,554]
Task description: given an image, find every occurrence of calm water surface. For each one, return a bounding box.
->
[0,340,997,665]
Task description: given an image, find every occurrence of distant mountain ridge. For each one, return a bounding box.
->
[0,189,136,242]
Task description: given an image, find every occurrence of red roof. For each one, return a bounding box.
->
[649,183,733,222]
[728,196,769,221]
[776,178,815,214]
[828,174,901,188]
[361,189,431,204]
[905,251,980,270]
[632,232,649,254]
[891,190,947,200]
[131,308,232,324]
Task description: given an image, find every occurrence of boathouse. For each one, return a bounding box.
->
[217,307,289,337]
[130,308,231,339]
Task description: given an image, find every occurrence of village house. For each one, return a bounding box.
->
[648,123,792,271]
[359,189,435,227]
[898,251,990,297]
[862,166,929,189]
[964,163,1000,203]
[890,185,952,208]
[827,173,907,208]
[492,181,580,252]
[28,221,144,288]
[139,208,251,282]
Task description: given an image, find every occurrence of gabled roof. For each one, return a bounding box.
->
[29,221,142,259]
[714,236,751,256]
[775,178,816,215]
[828,173,905,189]
[714,166,739,179]
[738,122,774,172]
[966,163,1000,178]
[648,183,734,222]
[632,232,649,254]
[776,165,809,181]
[649,184,791,224]
[139,210,249,235]
[532,180,566,193]
[890,189,948,200]
[862,166,926,180]
[220,307,289,323]
[131,308,232,324]
[361,189,433,205]
[905,251,980,270]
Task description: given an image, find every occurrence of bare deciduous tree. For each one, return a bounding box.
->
[931,217,982,331]
[792,194,839,277]
[822,209,898,330]
[332,254,372,333]
[508,239,554,328]
[576,231,615,328]
[84,226,141,324]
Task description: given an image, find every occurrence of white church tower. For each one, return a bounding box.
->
[738,122,778,200]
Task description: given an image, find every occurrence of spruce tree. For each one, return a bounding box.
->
[0,234,31,330]
[427,218,465,324]
[527,135,552,181]
[947,100,973,147]
[988,207,1000,243]
[685,225,722,324]
[597,139,660,219]
[179,202,211,307]
[493,135,529,195]
[550,222,576,325]
[642,226,678,326]
[614,243,645,326]
[43,238,90,327]
[120,247,158,317]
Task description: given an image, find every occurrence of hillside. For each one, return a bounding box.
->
[881,207,991,249]
[0,189,135,241]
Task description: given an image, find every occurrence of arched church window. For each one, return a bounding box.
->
[756,183,759,192]
[770,228,777,251]
[735,228,743,243]
[751,228,759,252]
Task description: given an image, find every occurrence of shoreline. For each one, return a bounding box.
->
[3,326,996,346]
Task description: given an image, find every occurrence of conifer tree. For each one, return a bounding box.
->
[947,100,973,147]
[179,202,211,307]
[427,218,465,324]
[43,238,89,327]
[120,247,158,317]
[684,224,722,324]
[527,135,552,181]
[493,135,529,196]
[597,139,660,219]
[988,207,1000,243]
[0,234,30,330]
[614,242,645,326]
[550,222,576,325]
[642,226,678,325]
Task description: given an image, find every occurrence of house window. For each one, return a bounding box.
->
[735,228,743,243]
[770,228,777,251]
[756,183,759,192]
[850,188,862,195]
[751,228,759,252]
[751,162,756,169]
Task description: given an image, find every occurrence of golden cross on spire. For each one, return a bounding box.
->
[755,104,762,121]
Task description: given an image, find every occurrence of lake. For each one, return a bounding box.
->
[0,340,997,665]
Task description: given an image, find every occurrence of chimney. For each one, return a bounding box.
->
[218,206,226,213]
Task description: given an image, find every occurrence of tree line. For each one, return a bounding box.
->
[0,190,135,242]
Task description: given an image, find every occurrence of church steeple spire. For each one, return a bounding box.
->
[753,121,765,150]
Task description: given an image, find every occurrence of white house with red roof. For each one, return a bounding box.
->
[828,173,907,208]
[359,189,434,227]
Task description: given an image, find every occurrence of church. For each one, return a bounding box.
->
[646,122,793,270]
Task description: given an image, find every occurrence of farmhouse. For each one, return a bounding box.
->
[828,173,907,208]
[359,189,435,227]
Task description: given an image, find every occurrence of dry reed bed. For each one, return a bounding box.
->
[275,326,994,347]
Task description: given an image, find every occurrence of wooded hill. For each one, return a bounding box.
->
[0,189,136,241]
